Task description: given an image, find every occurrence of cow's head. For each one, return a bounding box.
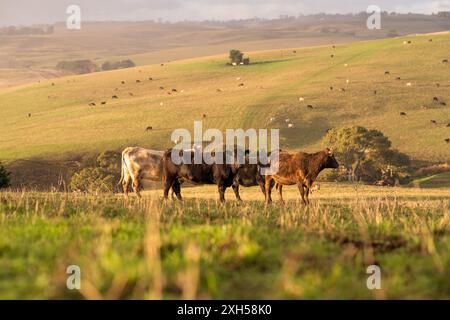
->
[324,148,339,169]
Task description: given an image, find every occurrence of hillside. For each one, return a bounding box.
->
[3,14,450,88]
[1,33,450,186]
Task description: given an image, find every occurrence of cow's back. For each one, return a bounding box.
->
[124,147,165,181]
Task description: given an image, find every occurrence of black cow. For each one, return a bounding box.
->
[163,149,238,202]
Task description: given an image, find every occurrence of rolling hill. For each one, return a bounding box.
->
[3,13,450,89]
[1,33,450,187]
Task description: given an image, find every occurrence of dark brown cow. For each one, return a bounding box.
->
[163,149,239,202]
[264,148,339,204]
[232,160,267,201]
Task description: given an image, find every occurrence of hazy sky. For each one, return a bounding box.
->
[1,0,450,26]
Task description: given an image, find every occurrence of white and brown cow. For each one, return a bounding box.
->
[119,147,180,198]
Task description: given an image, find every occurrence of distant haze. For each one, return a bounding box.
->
[1,0,450,26]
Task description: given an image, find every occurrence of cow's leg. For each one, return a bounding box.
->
[172,179,183,201]
[232,183,242,202]
[298,184,307,205]
[278,184,285,204]
[218,183,226,203]
[163,177,174,200]
[259,180,266,201]
[265,177,273,204]
[122,173,131,199]
[130,171,142,198]
[303,185,310,205]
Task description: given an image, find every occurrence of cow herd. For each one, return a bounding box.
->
[119,146,339,204]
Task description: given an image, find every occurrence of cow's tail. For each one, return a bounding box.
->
[117,150,128,189]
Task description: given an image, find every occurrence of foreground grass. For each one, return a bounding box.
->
[0,186,449,299]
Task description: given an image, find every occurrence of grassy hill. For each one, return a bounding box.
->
[3,14,450,89]
[1,33,450,186]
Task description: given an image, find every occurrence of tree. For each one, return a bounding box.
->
[0,163,11,189]
[323,126,410,184]
[229,49,244,64]
[70,151,121,193]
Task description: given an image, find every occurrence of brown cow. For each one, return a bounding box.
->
[264,148,339,204]
[119,147,179,198]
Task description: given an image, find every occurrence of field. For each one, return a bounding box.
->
[1,32,450,188]
[1,184,449,299]
[3,14,450,89]
[1,18,450,300]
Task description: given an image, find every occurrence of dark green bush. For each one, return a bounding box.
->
[0,163,11,189]
[70,151,121,193]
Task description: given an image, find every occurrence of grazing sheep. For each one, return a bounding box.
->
[51,83,55,86]
[112,95,118,99]
[293,50,297,54]
[396,77,401,80]
[159,86,164,90]
[385,71,390,75]
[167,92,172,95]
[329,86,333,91]
[299,97,305,102]
[136,80,141,83]
[121,81,125,84]
[89,102,96,106]
[172,89,177,92]
[202,114,207,118]
[285,119,290,123]
[400,112,407,116]
[431,120,437,125]
[330,54,334,58]
[440,102,447,106]
[447,123,450,127]
[408,41,412,44]
[445,138,450,143]
[238,83,245,87]
[160,63,165,66]
[129,92,134,96]
[101,101,106,105]
[307,105,314,109]
[217,89,222,92]
[346,79,349,85]
[149,77,153,80]
[442,59,449,64]
[429,39,433,42]
[374,90,377,95]
[433,97,439,102]
[436,83,440,87]
[146,126,153,131]
[340,88,346,92]
[288,123,294,128]
[406,82,412,87]
[236,77,241,81]
[332,45,335,49]
[28,113,31,117]
[160,102,164,106]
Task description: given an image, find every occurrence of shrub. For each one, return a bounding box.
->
[56,60,99,74]
[0,163,11,189]
[70,151,121,193]
[101,59,135,71]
